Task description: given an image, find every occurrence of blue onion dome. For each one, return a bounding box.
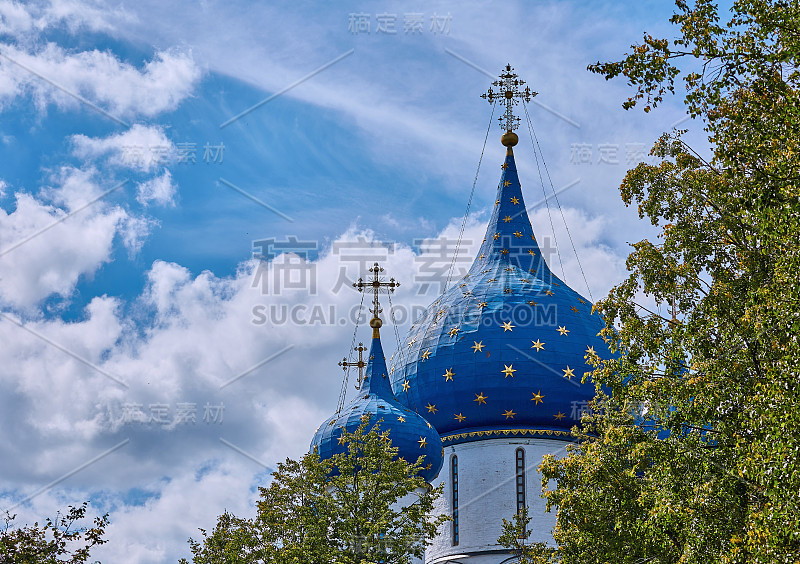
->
[389,146,609,444]
[311,319,444,483]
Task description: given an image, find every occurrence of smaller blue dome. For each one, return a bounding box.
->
[311,327,444,483]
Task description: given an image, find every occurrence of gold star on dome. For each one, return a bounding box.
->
[495,199,500,205]
[337,436,347,445]
[514,231,522,238]
[504,288,512,294]
[554,412,566,421]
[418,437,427,448]
[472,341,485,353]
[425,463,432,470]
[553,282,560,286]
[402,380,410,392]
[563,366,575,380]
[426,403,438,414]
[571,306,580,313]
[474,392,488,405]
[528,249,536,255]
[493,233,500,240]
[503,409,516,419]
[545,290,555,296]
[503,216,512,223]
[585,345,596,355]
[454,412,466,422]
[510,196,519,204]
[501,162,509,170]
[449,326,460,337]
[502,364,517,378]
[479,253,485,259]
[477,301,488,308]
[408,337,417,346]
[504,267,513,272]
[443,368,455,382]
[462,291,473,297]
[531,390,545,404]
[558,326,570,336]
[527,300,537,306]
[398,416,405,422]
[521,278,531,283]
[531,339,545,351]
[421,349,431,360]
[500,249,509,255]
[578,298,587,304]
[488,278,497,283]
[501,321,515,332]
[503,180,511,187]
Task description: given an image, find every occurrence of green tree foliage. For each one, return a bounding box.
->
[498,506,558,564]
[180,419,447,564]
[536,1,800,562]
[0,502,109,564]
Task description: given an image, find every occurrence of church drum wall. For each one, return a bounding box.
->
[425,437,563,564]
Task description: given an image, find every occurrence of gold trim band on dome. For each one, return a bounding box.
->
[441,428,573,442]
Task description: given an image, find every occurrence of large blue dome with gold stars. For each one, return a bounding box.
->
[311,324,444,483]
[389,145,608,445]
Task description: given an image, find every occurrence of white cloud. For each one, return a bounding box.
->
[0,1,35,35]
[0,192,126,308]
[72,124,175,173]
[0,166,158,309]
[42,0,135,33]
[0,0,134,36]
[0,43,200,119]
[120,214,156,255]
[136,170,176,206]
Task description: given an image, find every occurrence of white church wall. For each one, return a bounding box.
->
[424,437,566,563]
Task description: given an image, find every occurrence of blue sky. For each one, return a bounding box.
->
[0,1,716,561]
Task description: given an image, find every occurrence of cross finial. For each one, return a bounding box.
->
[339,342,367,390]
[480,63,537,141]
[353,262,399,333]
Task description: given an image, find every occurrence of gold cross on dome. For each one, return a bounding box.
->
[353,262,399,323]
[480,64,537,132]
[339,342,367,390]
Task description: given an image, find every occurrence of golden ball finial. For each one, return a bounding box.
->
[501,131,518,147]
[370,316,382,338]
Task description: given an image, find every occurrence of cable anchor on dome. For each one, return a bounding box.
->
[338,342,367,390]
[481,63,536,148]
[353,262,399,336]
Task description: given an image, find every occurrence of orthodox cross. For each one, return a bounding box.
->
[339,342,367,390]
[353,262,400,323]
[480,63,537,132]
